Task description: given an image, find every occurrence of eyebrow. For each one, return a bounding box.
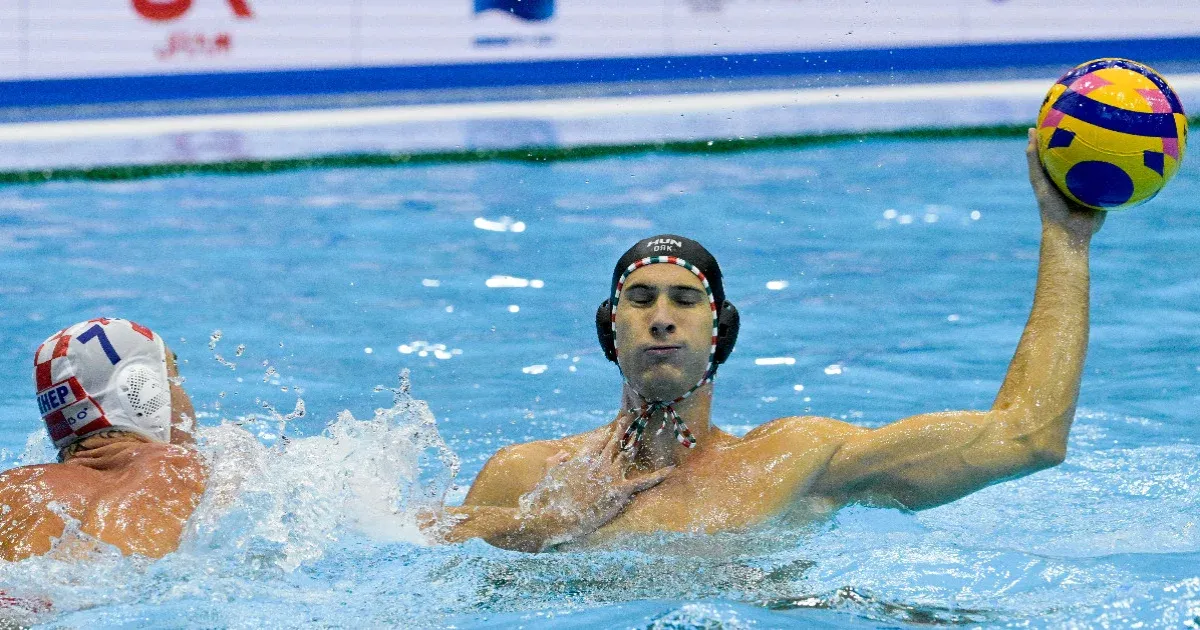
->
[625,283,705,294]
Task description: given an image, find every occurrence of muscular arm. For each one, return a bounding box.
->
[435,442,565,553]
[812,130,1102,510]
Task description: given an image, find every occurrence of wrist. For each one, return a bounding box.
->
[1041,220,1093,253]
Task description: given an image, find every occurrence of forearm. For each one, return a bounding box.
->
[432,505,568,553]
[991,222,1091,455]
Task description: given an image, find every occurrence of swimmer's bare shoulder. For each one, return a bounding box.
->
[744,414,866,443]
[739,415,868,489]
[0,444,206,560]
[77,443,206,557]
[0,464,87,561]
[463,427,607,508]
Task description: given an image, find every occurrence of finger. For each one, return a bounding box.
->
[602,412,635,460]
[615,435,635,465]
[1025,129,1049,185]
[621,465,675,494]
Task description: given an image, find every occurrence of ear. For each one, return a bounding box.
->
[595,300,618,363]
[714,301,740,365]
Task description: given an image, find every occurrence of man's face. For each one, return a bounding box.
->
[614,264,712,400]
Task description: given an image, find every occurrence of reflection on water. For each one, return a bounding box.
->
[764,586,994,626]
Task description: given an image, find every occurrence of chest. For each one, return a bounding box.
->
[596,447,832,535]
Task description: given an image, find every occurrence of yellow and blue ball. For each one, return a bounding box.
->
[1036,58,1187,210]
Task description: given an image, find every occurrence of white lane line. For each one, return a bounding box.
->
[1,74,1198,142]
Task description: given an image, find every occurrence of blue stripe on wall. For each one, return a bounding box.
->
[2,36,1199,108]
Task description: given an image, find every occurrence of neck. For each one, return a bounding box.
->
[60,430,151,462]
[619,382,716,470]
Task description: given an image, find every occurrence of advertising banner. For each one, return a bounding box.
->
[661,0,1200,55]
[0,2,21,79]
[1,0,1198,104]
[18,0,357,80]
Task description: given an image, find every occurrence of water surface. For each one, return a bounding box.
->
[0,138,1197,628]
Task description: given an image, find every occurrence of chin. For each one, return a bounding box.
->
[632,370,692,401]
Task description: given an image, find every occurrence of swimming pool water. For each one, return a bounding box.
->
[0,138,1197,628]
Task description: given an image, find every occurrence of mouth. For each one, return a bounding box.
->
[642,345,683,357]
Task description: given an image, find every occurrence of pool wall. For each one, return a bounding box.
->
[3,0,1199,109]
[2,74,1198,182]
[1,1,1199,180]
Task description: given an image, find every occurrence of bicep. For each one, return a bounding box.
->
[814,410,1041,510]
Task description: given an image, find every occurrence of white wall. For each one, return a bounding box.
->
[2,0,1197,82]
[0,1,21,76]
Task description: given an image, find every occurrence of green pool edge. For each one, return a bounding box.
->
[1,120,1192,185]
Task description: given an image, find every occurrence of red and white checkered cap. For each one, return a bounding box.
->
[33,318,172,450]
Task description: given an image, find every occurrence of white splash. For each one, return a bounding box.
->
[184,371,458,571]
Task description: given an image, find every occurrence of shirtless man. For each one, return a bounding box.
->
[0,318,207,561]
[441,130,1104,551]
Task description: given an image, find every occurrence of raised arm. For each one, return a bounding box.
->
[811,129,1104,510]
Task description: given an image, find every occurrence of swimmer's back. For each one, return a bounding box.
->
[0,440,206,561]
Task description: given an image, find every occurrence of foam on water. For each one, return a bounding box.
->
[0,372,460,626]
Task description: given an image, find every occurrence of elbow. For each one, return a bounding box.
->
[1029,410,1073,469]
[1030,443,1066,470]
[999,407,1072,471]
[1025,428,1067,469]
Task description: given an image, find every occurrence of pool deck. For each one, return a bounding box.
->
[1,71,1198,173]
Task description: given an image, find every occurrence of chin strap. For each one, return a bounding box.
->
[619,372,710,452]
[620,401,696,451]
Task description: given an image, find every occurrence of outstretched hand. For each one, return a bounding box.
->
[517,413,673,548]
[1026,128,1106,240]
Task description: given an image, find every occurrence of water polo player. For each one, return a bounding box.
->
[0,318,208,561]
[453,130,1105,548]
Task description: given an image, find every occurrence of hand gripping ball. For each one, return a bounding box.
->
[1036,58,1187,210]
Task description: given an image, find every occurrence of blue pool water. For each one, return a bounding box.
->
[0,138,1197,628]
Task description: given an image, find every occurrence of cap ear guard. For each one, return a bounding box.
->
[596,299,739,367]
[596,299,618,363]
[714,301,739,365]
[115,362,172,444]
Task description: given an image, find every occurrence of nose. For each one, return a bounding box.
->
[649,299,677,339]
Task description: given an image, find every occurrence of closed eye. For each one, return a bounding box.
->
[625,286,657,305]
[670,287,705,306]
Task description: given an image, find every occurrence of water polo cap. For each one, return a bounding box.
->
[34,318,172,450]
[595,235,740,451]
